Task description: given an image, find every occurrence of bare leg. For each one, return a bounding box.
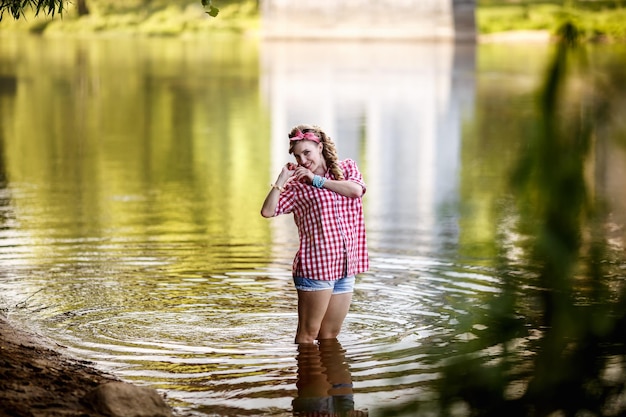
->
[318,292,353,340]
[295,289,333,344]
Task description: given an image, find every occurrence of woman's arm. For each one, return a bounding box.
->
[260,164,295,218]
[291,165,364,199]
[321,179,364,198]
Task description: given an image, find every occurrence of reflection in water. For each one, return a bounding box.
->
[0,33,625,417]
[294,339,366,417]
[379,37,626,416]
[261,40,476,260]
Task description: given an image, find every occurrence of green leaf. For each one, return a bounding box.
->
[206,5,219,17]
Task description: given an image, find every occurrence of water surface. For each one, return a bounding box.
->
[1,35,625,416]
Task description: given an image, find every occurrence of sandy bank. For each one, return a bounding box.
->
[0,314,173,416]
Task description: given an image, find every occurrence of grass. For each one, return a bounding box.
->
[0,0,259,36]
[1,0,626,41]
[478,1,626,41]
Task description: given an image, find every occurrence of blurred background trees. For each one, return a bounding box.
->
[0,0,256,35]
[2,0,626,41]
[381,21,626,417]
[0,0,221,20]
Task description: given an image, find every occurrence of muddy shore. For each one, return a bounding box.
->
[0,313,169,416]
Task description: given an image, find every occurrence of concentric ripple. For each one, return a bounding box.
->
[0,238,504,416]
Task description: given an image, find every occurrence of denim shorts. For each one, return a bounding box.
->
[293,275,355,294]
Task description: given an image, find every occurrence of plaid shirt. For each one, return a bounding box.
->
[274,159,369,281]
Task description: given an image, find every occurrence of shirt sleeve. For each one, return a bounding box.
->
[274,180,297,216]
[341,159,367,194]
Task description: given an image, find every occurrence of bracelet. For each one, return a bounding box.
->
[270,183,284,193]
[312,175,326,189]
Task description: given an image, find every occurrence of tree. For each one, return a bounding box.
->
[0,0,219,20]
[0,0,64,20]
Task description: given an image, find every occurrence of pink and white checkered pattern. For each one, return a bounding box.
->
[275,159,369,281]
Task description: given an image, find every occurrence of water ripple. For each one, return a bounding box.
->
[0,235,505,416]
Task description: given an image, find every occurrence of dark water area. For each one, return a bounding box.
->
[0,34,626,416]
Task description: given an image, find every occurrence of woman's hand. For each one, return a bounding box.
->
[292,165,314,184]
[283,162,297,175]
[277,163,297,183]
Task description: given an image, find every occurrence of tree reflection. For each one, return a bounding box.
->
[383,31,626,417]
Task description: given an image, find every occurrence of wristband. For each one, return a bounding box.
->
[312,175,326,189]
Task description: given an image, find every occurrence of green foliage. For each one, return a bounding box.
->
[478,4,562,33]
[478,1,626,41]
[0,0,257,36]
[0,0,221,22]
[202,0,219,17]
[0,0,63,20]
[381,31,626,417]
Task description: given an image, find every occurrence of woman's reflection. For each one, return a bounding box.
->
[293,339,367,417]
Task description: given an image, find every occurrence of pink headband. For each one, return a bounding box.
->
[289,129,320,144]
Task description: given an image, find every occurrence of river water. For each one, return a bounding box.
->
[1,35,625,416]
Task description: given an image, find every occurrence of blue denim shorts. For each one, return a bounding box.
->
[293,275,355,294]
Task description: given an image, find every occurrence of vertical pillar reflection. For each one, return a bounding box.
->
[261,40,475,256]
[261,0,476,41]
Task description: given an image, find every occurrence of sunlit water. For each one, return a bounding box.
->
[1,35,625,416]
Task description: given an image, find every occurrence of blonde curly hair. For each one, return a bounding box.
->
[288,124,344,180]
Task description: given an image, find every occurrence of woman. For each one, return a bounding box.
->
[261,124,369,344]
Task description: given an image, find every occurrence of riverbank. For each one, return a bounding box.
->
[0,314,173,416]
[477,2,626,42]
[0,313,112,416]
[479,29,552,43]
[1,1,625,42]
